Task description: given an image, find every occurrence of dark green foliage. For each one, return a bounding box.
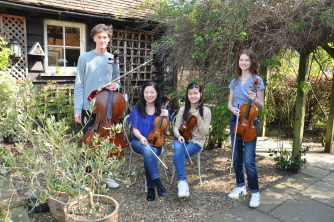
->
[269,146,309,172]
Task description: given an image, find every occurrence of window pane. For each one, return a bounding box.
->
[47,25,63,46]
[48,47,64,67]
[65,48,80,67]
[65,27,80,47]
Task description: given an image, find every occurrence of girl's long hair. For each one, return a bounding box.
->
[136,81,162,118]
[235,49,259,84]
[183,82,204,121]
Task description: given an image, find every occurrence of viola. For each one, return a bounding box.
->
[178,98,207,141]
[234,78,260,142]
[83,51,126,158]
[147,97,171,147]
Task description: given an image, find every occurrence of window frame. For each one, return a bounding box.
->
[44,19,86,75]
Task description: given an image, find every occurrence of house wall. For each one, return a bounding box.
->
[1,7,165,99]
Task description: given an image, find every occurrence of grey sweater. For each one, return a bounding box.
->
[74,50,120,114]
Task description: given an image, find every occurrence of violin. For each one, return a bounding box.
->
[83,51,126,158]
[234,78,260,142]
[147,97,171,147]
[178,98,207,141]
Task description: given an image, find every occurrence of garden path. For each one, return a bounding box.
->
[209,138,334,222]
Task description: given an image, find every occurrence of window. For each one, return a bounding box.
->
[44,20,86,75]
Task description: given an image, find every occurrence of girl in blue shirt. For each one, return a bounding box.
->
[227,49,265,208]
[128,81,171,201]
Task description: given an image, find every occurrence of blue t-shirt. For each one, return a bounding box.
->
[128,106,172,140]
[228,75,265,108]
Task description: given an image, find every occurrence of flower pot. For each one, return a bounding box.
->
[48,191,70,222]
[64,194,119,222]
[27,196,50,213]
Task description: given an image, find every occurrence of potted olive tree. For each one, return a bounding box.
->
[1,78,123,221]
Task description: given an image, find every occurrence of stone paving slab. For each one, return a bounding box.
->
[322,173,334,185]
[277,173,318,191]
[318,153,334,160]
[301,180,334,207]
[208,204,279,222]
[271,183,300,196]
[225,137,291,149]
[300,165,331,179]
[256,188,292,214]
[270,195,334,222]
[305,154,334,171]
[0,181,25,209]
[0,206,30,222]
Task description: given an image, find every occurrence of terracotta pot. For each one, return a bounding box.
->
[64,194,119,222]
[48,191,70,222]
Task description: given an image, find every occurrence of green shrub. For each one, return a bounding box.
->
[269,145,309,172]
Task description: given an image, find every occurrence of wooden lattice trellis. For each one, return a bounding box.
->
[0,14,27,80]
[112,30,154,82]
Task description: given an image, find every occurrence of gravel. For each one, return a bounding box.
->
[11,135,290,221]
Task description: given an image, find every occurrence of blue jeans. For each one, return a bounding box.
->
[173,138,202,182]
[131,139,162,188]
[230,114,259,193]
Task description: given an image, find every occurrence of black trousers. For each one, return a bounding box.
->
[81,110,96,135]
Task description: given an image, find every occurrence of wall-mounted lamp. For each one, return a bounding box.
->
[9,37,22,62]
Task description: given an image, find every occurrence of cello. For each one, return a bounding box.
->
[178,98,207,141]
[147,97,171,147]
[83,52,153,158]
[234,78,260,142]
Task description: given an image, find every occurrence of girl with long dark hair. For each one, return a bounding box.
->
[173,82,211,197]
[128,81,171,201]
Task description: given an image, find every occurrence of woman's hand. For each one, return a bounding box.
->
[178,135,185,144]
[160,108,169,117]
[232,107,240,116]
[191,110,200,118]
[140,136,148,145]
[248,90,258,103]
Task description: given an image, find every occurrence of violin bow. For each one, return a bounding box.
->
[144,143,168,169]
[103,59,154,88]
[229,103,240,175]
[182,142,194,166]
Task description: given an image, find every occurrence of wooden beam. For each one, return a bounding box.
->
[325,72,334,154]
[292,52,310,159]
[321,43,334,58]
[258,66,267,137]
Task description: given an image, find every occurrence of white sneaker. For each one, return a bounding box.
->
[105,177,119,188]
[178,180,189,198]
[228,186,247,199]
[249,192,260,208]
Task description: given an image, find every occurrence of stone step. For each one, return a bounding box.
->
[0,206,30,222]
[0,176,25,209]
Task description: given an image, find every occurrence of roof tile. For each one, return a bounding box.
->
[4,0,152,20]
